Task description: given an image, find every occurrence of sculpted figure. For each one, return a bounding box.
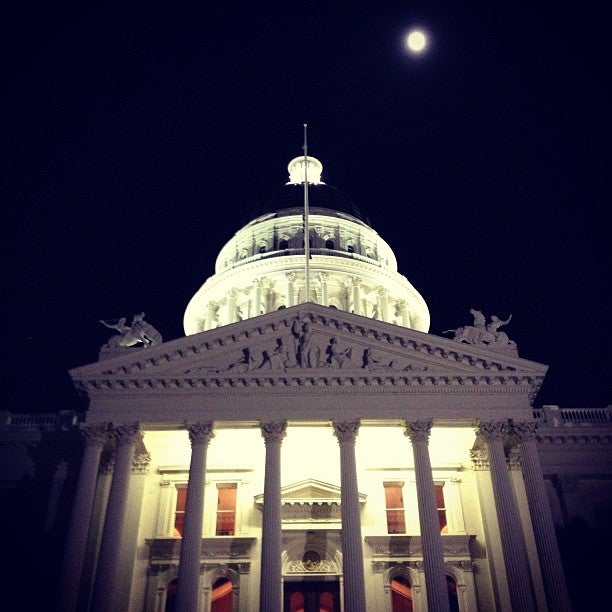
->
[362,348,390,370]
[325,337,354,368]
[487,314,516,347]
[292,319,321,367]
[227,347,255,372]
[443,309,516,351]
[470,308,486,329]
[258,338,294,369]
[100,312,162,348]
[487,314,512,334]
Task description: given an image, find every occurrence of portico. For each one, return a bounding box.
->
[59,303,569,611]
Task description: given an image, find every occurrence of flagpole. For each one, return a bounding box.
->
[303,124,311,302]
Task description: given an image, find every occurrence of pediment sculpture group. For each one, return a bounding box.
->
[223,318,427,373]
[99,308,516,372]
[443,308,517,350]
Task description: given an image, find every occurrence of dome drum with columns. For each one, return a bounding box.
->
[184,156,430,334]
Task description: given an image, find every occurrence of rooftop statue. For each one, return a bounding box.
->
[100,312,162,349]
[443,310,517,353]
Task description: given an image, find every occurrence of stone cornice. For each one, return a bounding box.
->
[536,432,612,447]
[365,534,475,558]
[146,537,256,560]
[74,372,543,394]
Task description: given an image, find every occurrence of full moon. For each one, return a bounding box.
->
[406,30,427,53]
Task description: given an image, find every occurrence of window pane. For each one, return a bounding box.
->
[435,484,445,508]
[217,485,237,510]
[384,482,406,534]
[174,486,187,537]
[216,484,237,536]
[386,510,406,534]
[435,484,447,533]
[438,510,448,533]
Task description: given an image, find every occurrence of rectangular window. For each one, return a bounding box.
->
[216,483,237,536]
[435,483,448,533]
[384,481,406,534]
[174,484,187,537]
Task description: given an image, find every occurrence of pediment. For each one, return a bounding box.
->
[70,304,547,397]
[255,479,343,506]
[254,478,366,509]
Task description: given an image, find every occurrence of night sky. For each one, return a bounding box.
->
[4,3,609,413]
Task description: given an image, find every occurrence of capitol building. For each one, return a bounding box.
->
[2,155,610,612]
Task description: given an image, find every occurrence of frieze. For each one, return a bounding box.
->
[146,537,256,560]
[286,559,336,574]
[200,562,249,575]
[365,535,474,559]
[537,433,612,446]
[372,560,423,573]
[147,563,177,576]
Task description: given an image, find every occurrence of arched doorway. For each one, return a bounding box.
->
[391,575,413,611]
[164,578,178,612]
[284,580,339,612]
[211,577,233,612]
[447,575,459,612]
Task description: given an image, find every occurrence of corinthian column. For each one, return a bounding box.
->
[259,421,287,612]
[91,424,141,612]
[513,421,571,611]
[176,423,215,612]
[477,421,535,611]
[405,421,450,612]
[333,421,366,612]
[59,423,108,612]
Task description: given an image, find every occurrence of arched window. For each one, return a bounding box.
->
[447,575,460,612]
[347,244,355,253]
[325,239,335,249]
[211,577,233,612]
[259,244,267,253]
[164,578,178,612]
[391,575,413,611]
[290,591,304,612]
[279,239,289,249]
[319,591,334,612]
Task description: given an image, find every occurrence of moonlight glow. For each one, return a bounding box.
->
[406,29,427,53]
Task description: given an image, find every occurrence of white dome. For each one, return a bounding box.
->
[184,157,429,334]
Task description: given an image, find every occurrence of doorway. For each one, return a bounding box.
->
[284,580,340,612]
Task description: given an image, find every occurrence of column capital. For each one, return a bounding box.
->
[333,420,360,443]
[350,276,362,286]
[113,423,141,445]
[286,272,297,282]
[404,420,432,444]
[512,420,539,442]
[476,420,508,442]
[81,423,109,447]
[469,448,489,470]
[260,421,287,444]
[188,422,215,446]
